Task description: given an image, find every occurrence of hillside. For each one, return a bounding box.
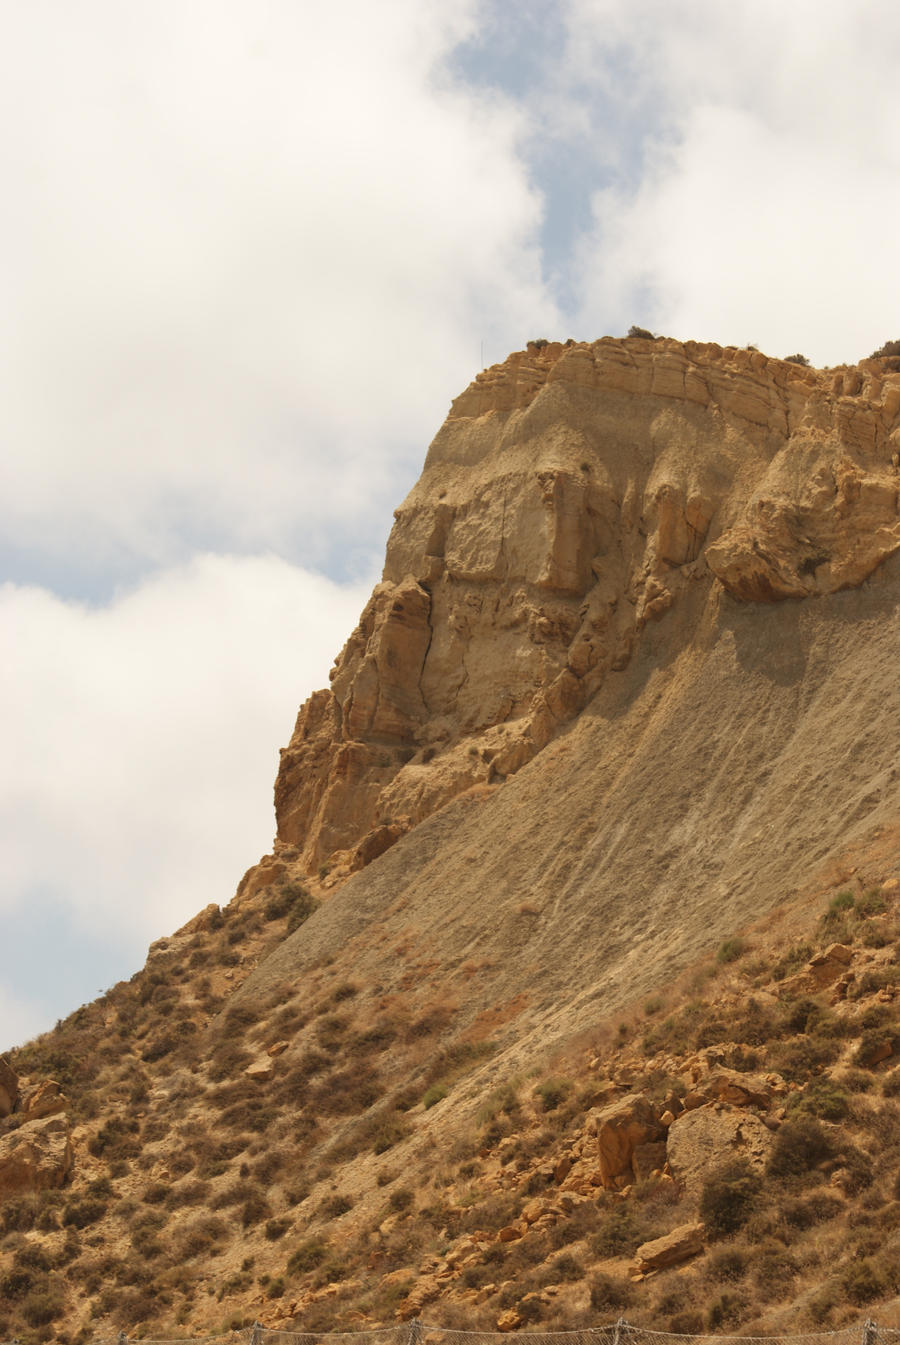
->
[5,336,900,1342]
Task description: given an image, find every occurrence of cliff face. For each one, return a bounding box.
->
[274,338,900,876]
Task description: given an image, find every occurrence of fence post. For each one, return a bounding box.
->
[117,1333,128,1345]
[863,1321,878,1345]
[250,1322,264,1345]
[408,1319,423,1345]
[613,1318,629,1345]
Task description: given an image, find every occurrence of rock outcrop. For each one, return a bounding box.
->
[0,1114,74,1199]
[0,1058,18,1118]
[272,338,900,877]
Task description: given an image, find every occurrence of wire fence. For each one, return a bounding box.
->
[35,1317,893,1345]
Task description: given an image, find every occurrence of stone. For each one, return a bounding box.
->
[630,1222,705,1276]
[666,1104,774,1197]
[497,1309,523,1332]
[588,1093,665,1188]
[267,1040,290,1057]
[245,1057,275,1082]
[20,1080,67,1121]
[0,1114,74,1199]
[553,1155,571,1184]
[691,1066,784,1109]
[0,1057,18,1118]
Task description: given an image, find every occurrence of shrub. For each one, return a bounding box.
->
[21,1285,66,1327]
[62,1197,107,1229]
[717,936,748,964]
[319,1193,353,1220]
[706,1291,746,1330]
[787,1079,850,1121]
[627,325,655,340]
[423,1085,448,1109]
[533,1078,571,1112]
[785,353,810,365]
[699,1159,761,1237]
[264,1217,292,1241]
[871,339,900,359]
[589,1272,632,1311]
[767,1118,834,1178]
[287,1239,328,1275]
[841,1257,886,1305]
[593,1204,642,1257]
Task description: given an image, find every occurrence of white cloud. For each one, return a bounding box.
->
[1,556,372,962]
[564,0,900,364]
[1,1,558,580]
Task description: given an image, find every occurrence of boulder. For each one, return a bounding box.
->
[666,1104,773,1197]
[781,943,854,995]
[631,1222,705,1276]
[20,1080,67,1121]
[0,1057,18,1118]
[245,1056,275,1082]
[692,1066,785,1109]
[587,1093,664,1188]
[0,1114,74,1199]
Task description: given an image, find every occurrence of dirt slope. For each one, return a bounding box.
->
[248,549,900,1073]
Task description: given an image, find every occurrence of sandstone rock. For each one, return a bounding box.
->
[269,338,900,879]
[691,1066,785,1109]
[630,1222,705,1276]
[497,1223,525,1241]
[245,1057,275,1082]
[497,1309,523,1332]
[781,943,855,997]
[267,1040,289,1057]
[0,1057,18,1118]
[666,1104,774,1196]
[553,1155,571,1184]
[588,1093,664,1188]
[21,1080,67,1121]
[0,1114,74,1199]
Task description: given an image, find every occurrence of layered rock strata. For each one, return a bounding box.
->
[274,338,900,876]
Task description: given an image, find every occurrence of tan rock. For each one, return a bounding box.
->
[0,1114,74,1198]
[21,1080,67,1121]
[553,1155,571,1184]
[666,1104,773,1196]
[497,1309,523,1332]
[497,1223,525,1242]
[244,1057,275,1082]
[0,1057,18,1118]
[267,1040,290,1057]
[630,1222,705,1276]
[589,1093,664,1188]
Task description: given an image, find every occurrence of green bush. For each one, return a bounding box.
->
[786,1079,850,1122]
[717,936,748,964]
[423,1084,448,1109]
[287,1239,328,1275]
[589,1272,632,1311]
[533,1078,571,1112]
[767,1118,834,1179]
[699,1159,761,1237]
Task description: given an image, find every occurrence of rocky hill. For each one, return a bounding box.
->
[5,335,900,1343]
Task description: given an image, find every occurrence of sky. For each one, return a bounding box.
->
[4,0,900,1051]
